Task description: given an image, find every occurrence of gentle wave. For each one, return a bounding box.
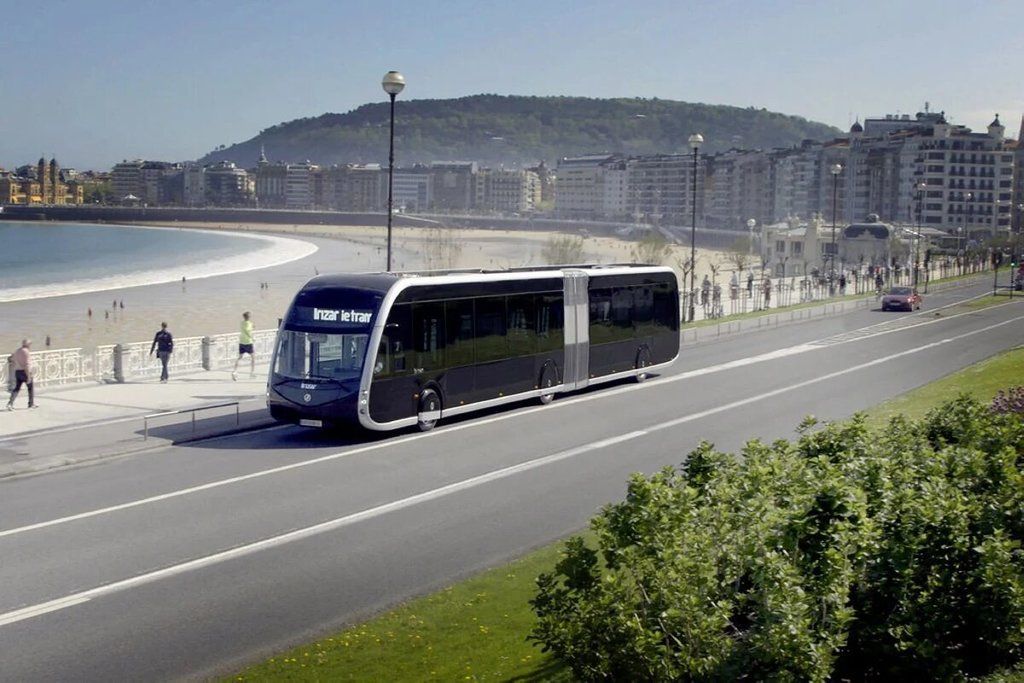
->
[0,230,318,303]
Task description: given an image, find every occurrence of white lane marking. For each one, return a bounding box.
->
[1,300,1019,541]
[0,431,645,628]
[2,313,1022,628]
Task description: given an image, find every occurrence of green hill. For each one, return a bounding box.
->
[199,95,841,168]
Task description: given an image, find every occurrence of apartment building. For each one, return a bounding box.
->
[202,161,254,207]
[429,161,478,212]
[111,160,144,202]
[554,154,622,216]
[627,153,704,224]
[477,168,540,213]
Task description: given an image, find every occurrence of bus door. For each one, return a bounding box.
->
[562,270,590,390]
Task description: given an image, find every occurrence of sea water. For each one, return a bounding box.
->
[0,222,317,302]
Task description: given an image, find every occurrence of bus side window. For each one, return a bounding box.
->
[507,294,537,357]
[475,296,508,362]
[377,305,411,377]
[413,302,446,372]
[537,293,563,353]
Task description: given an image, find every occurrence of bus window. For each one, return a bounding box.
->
[589,288,614,344]
[445,298,475,368]
[507,294,537,357]
[475,296,508,362]
[537,293,564,353]
[652,281,678,331]
[413,302,445,372]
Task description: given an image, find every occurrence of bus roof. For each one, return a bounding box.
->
[302,264,669,292]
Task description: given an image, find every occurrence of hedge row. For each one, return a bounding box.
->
[531,396,1024,681]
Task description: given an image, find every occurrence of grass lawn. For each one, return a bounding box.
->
[232,334,1023,683]
[862,344,1024,430]
[231,536,585,682]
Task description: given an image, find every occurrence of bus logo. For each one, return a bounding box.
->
[303,393,312,403]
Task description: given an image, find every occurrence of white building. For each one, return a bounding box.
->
[554,154,622,216]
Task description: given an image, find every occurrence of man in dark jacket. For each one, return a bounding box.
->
[149,322,174,383]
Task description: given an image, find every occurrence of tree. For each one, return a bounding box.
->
[420,226,463,270]
[629,230,672,265]
[531,397,1024,681]
[724,236,753,274]
[541,233,586,265]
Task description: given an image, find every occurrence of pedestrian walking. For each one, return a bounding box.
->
[149,322,174,383]
[747,272,754,296]
[839,273,847,295]
[700,275,711,309]
[232,311,256,381]
[6,339,37,410]
[87,307,92,319]
[119,299,124,310]
[763,276,772,309]
[45,335,51,348]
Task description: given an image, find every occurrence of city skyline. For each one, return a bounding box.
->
[2,0,1022,170]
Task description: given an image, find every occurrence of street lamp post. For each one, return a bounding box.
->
[1014,203,1024,299]
[914,181,926,289]
[957,226,964,276]
[829,163,842,296]
[687,133,703,323]
[381,70,406,272]
[746,218,756,263]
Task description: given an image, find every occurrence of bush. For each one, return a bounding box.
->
[531,398,1024,681]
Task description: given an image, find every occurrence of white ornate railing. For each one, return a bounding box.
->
[4,329,279,388]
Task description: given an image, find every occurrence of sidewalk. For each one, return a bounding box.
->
[0,362,276,478]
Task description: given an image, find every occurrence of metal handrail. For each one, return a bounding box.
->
[143,401,241,440]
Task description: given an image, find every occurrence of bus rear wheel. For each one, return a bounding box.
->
[538,363,558,405]
[417,388,442,431]
[635,347,652,383]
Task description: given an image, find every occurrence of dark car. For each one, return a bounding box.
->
[881,286,922,311]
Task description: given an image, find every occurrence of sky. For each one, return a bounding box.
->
[2,0,1022,171]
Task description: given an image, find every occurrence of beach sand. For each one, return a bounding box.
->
[0,221,729,355]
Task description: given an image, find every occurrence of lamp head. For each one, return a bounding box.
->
[381,71,406,96]
[830,163,842,176]
[687,133,704,149]
[746,218,756,229]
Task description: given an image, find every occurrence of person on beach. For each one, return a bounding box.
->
[6,339,37,410]
[232,311,255,381]
[149,322,174,383]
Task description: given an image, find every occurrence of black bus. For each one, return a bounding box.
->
[268,265,679,431]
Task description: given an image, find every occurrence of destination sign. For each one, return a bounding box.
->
[294,306,375,328]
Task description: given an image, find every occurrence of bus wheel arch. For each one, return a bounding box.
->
[538,360,559,405]
[635,346,652,383]
[417,385,443,431]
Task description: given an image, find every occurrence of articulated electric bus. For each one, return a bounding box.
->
[267,264,679,431]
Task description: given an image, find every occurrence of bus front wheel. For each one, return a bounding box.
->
[417,388,442,431]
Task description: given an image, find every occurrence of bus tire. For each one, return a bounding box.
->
[538,362,558,405]
[417,387,442,431]
[635,346,652,383]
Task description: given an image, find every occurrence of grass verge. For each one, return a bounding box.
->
[230,536,587,682]
[232,345,1023,683]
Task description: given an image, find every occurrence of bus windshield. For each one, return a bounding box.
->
[274,329,369,382]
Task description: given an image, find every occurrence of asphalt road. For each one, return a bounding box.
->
[1,280,1021,681]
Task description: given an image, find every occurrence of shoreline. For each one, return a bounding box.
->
[0,220,730,356]
[0,224,318,304]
